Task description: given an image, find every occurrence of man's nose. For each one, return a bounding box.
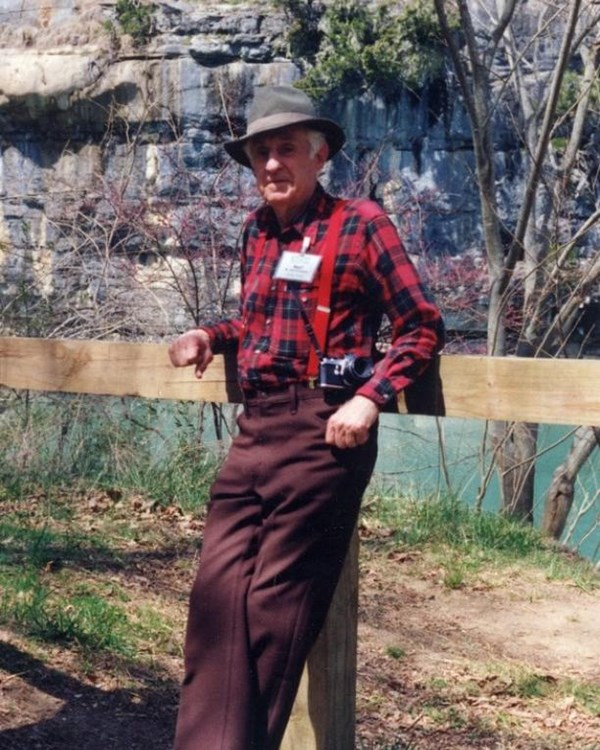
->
[265,152,282,171]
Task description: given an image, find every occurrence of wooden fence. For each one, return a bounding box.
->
[2,336,600,749]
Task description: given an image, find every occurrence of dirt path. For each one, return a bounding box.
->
[0,520,598,750]
[356,544,600,749]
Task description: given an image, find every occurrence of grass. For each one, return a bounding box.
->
[362,490,599,591]
[0,521,89,568]
[385,645,406,660]
[0,392,220,513]
[0,504,185,665]
[423,663,600,719]
[0,392,222,665]
[365,489,543,553]
[0,513,156,658]
[1,571,134,654]
[1,433,597,665]
[1,391,599,748]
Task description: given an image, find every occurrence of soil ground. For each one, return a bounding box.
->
[0,497,599,750]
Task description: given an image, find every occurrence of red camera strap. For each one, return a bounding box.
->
[306,199,347,379]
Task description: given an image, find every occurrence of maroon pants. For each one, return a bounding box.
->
[174,385,377,750]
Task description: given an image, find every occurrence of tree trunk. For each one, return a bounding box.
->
[434,0,600,531]
[494,421,538,523]
[542,426,600,539]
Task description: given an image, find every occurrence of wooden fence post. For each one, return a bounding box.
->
[282,529,359,750]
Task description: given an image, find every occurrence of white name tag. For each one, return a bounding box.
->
[273,251,321,283]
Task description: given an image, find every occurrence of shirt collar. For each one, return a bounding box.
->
[257,184,336,240]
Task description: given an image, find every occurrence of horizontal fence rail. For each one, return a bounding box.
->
[2,335,600,749]
[2,336,600,425]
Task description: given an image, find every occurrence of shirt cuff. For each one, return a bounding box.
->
[356,376,398,408]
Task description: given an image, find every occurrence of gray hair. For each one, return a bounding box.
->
[306,128,327,157]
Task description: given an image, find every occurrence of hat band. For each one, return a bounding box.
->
[246,111,320,139]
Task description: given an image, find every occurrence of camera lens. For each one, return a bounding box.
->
[343,356,374,386]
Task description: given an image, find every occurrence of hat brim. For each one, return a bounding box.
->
[224,114,346,168]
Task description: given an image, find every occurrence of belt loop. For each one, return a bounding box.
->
[289,383,299,414]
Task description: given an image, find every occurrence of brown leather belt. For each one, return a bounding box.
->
[242,382,351,406]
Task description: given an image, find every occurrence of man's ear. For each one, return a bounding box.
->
[315,141,329,168]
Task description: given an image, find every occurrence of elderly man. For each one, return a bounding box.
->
[170,85,444,750]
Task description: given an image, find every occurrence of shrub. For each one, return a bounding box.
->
[115,0,154,46]
[279,0,454,101]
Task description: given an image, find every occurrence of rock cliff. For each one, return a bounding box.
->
[0,0,596,340]
[0,2,473,244]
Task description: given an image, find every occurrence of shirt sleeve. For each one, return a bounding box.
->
[199,319,242,354]
[197,218,253,354]
[354,208,445,407]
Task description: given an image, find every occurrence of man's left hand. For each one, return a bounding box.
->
[325,394,379,449]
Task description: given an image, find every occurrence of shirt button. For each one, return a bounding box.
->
[266,318,272,326]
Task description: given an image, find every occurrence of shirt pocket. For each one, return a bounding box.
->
[267,280,319,360]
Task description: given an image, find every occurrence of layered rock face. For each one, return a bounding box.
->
[0,1,474,248]
[0,0,596,340]
[0,1,303,335]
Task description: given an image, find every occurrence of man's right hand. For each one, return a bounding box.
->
[168,329,213,379]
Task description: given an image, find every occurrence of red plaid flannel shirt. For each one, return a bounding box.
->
[202,185,444,406]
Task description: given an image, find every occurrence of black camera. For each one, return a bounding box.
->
[319,354,374,390]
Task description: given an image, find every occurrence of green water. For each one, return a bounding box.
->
[375,414,600,564]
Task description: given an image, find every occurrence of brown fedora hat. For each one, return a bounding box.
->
[224,85,346,168]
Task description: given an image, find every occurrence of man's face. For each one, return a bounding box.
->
[246,126,328,225]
